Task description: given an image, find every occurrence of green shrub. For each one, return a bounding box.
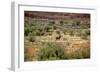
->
[85,30,90,35]
[38,42,67,61]
[53,25,57,30]
[35,30,41,36]
[60,20,64,25]
[24,28,30,36]
[29,36,36,42]
[76,21,80,26]
[45,26,52,32]
[48,21,55,26]
[80,32,89,39]
[69,31,74,36]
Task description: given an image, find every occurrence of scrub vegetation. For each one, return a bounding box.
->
[24,11,90,61]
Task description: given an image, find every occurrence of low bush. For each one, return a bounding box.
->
[29,36,36,42]
[38,42,67,61]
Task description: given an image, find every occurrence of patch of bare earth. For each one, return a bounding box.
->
[26,48,39,58]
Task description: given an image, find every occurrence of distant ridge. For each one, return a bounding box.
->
[24,11,90,20]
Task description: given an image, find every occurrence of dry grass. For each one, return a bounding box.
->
[65,40,90,52]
